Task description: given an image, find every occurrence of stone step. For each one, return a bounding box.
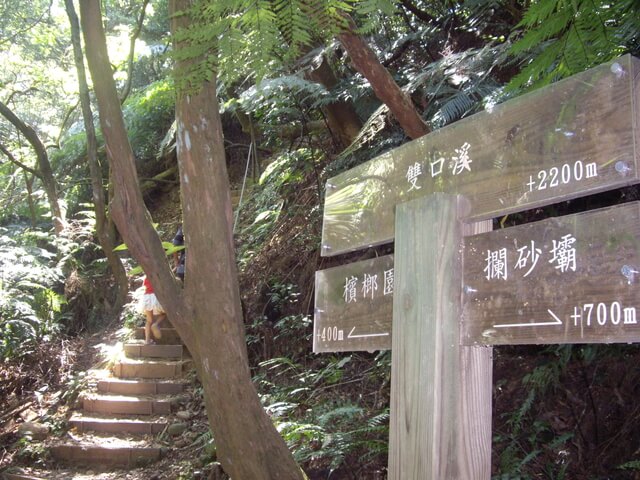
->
[3,468,124,480]
[3,473,43,480]
[134,327,181,345]
[97,378,186,395]
[69,413,169,435]
[50,434,162,467]
[50,444,161,467]
[123,343,183,359]
[82,393,173,415]
[113,359,183,379]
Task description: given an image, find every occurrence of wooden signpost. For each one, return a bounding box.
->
[321,54,640,256]
[315,202,640,350]
[462,202,640,346]
[314,254,394,352]
[313,55,640,479]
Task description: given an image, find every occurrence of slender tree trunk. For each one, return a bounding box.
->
[119,0,149,104]
[0,142,39,226]
[337,14,429,139]
[23,172,37,227]
[79,1,305,478]
[0,101,66,233]
[65,0,129,314]
[79,0,185,335]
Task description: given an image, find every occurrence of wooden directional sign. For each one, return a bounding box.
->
[314,255,394,353]
[314,202,640,351]
[461,201,640,346]
[321,55,640,256]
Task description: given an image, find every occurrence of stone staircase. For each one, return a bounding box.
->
[3,326,189,478]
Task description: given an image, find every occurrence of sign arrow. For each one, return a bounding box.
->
[493,309,563,329]
[347,326,390,339]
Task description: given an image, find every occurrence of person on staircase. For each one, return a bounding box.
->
[140,275,165,344]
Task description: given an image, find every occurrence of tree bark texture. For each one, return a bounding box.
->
[170,2,305,478]
[65,0,128,315]
[0,101,66,233]
[80,1,305,478]
[337,15,429,140]
[305,52,362,148]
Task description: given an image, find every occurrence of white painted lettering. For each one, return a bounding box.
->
[515,240,542,278]
[624,307,637,324]
[611,301,621,325]
[574,160,584,180]
[584,303,594,326]
[549,167,559,188]
[527,160,597,192]
[484,248,508,281]
[549,234,577,273]
[361,273,378,299]
[383,268,394,295]
[597,302,607,326]
[406,162,423,191]
[561,163,571,184]
[450,142,472,175]
[343,276,358,303]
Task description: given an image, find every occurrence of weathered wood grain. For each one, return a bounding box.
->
[316,201,640,349]
[322,55,640,256]
[314,255,394,352]
[459,219,493,480]
[462,201,640,346]
[389,195,491,480]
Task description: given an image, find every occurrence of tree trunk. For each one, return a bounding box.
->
[337,15,429,139]
[65,0,129,314]
[119,0,149,104]
[305,52,362,147]
[23,172,37,227]
[79,1,305,478]
[0,142,39,226]
[0,101,66,233]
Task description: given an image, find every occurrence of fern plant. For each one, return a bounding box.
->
[174,0,409,90]
[0,225,66,359]
[507,0,640,92]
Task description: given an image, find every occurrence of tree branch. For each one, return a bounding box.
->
[0,142,41,178]
[399,0,440,26]
[119,0,150,104]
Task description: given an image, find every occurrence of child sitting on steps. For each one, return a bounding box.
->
[140,275,165,344]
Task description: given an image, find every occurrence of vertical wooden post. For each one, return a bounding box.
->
[389,193,492,479]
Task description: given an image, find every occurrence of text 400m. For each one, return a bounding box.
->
[528,160,597,192]
[317,326,344,342]
[571,302,637,327]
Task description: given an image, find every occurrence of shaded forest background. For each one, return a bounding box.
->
[1,0,640,478]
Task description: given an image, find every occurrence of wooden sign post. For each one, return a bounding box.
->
[313,55,640,479]
[315,201,640,348]
[389,195,492,478]
[321,55,640,256]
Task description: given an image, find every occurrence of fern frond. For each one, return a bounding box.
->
[507,0,640,93]
[509,10,573,56]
